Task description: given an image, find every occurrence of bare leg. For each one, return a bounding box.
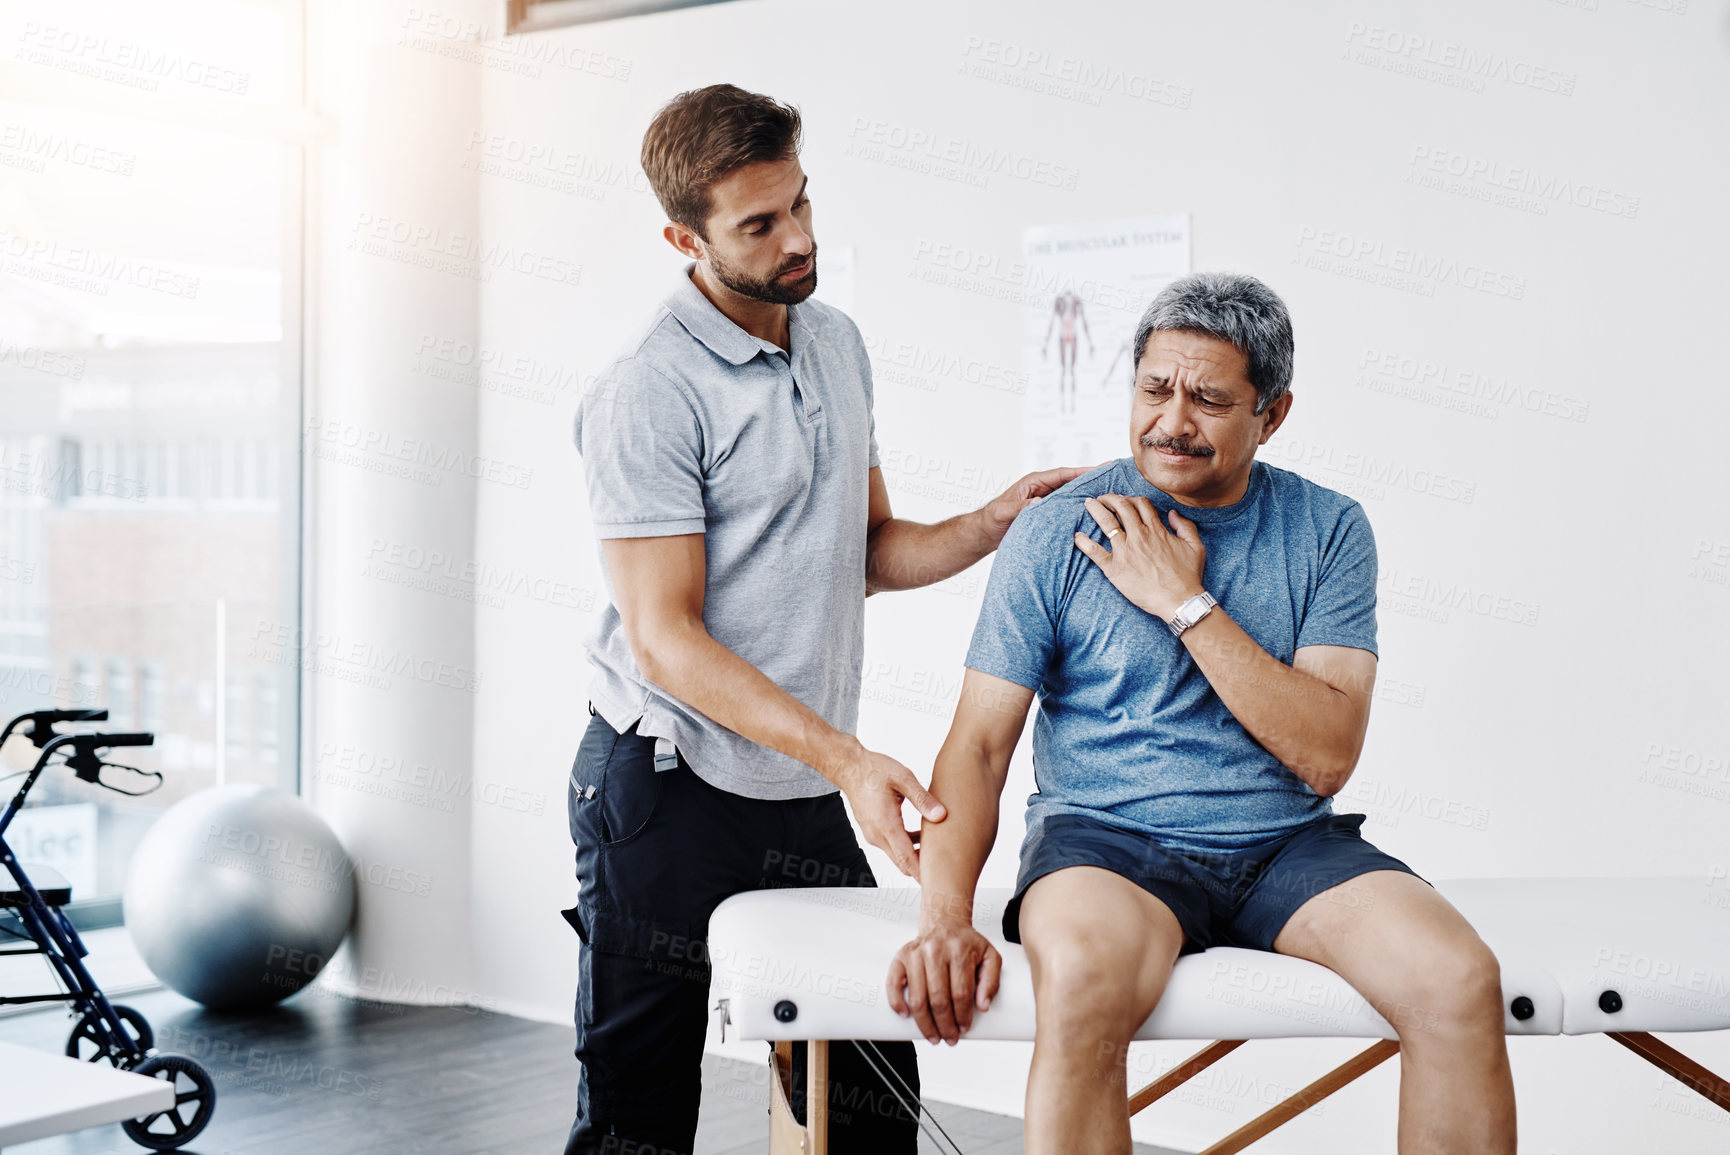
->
[1018,866,1185,1155]
[1272,870,1516,1154]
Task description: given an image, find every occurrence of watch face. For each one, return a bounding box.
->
[1175,594,1214,630]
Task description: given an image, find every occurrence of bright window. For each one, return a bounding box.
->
[0,0,307,928]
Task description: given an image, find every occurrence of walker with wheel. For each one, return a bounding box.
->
[0,707,217,1151]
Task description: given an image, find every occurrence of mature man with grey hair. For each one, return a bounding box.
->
[886,272,1516,1154]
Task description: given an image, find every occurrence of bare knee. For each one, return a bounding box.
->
[1028,936,1165,1051]
[1385,937,1503,1043]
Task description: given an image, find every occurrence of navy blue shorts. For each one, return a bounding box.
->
[1003,811,1429,954]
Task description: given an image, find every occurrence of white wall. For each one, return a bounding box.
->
[310,0,1730,1150]
[305,0,488,1012]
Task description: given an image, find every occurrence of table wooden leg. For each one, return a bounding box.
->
[1128,1040,1246,1116]
[768,1042,799,1153]
[807,1039,828,1155]
[1197,1039,1399,1155]
[1608,1031,1730,1113]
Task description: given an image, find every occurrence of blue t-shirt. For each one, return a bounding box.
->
[964,457,1379,855]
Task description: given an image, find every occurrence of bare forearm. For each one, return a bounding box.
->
[635,622,857,785]
[1180,612,1363,794]
[917,742,1006,930]
[866,510,996,594]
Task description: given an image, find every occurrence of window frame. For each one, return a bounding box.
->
[504,0,744,34]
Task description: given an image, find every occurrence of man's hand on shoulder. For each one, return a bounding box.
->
[887,906,1002,1045]
[978,463,1100,545]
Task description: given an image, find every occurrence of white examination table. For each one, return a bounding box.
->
[708,878,1730,1153]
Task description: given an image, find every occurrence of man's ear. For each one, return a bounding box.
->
[1257,391,1294,444]
[663,220,706,261]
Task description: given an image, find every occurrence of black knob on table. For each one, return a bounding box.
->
[1599,990,1622,1014]
[774,999,799,1023]
[1509,996,1534,1021]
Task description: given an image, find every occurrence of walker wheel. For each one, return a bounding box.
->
[66,1004,154,1065]
[121,1053,216,1150]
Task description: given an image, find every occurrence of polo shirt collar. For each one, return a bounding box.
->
[665,263,803,367]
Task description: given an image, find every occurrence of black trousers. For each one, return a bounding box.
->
[562,711,921,1155]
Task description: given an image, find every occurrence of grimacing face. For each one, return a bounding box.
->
[1129,329,1293,507]
[693,156,817,305]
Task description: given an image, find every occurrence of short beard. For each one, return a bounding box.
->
[706,243,819,305]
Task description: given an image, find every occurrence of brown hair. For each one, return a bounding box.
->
[640,84,803,239]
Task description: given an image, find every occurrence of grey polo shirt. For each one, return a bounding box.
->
[572,264,879,800]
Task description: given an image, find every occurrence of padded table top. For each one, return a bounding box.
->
[707,878,1730,1042]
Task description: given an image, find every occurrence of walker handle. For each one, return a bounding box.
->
[4,708,108,750]
[90,732,154,748]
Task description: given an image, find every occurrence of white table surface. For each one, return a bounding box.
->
[0,1039,174,1147]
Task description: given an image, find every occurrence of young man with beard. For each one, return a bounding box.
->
[565,84,1085,1155]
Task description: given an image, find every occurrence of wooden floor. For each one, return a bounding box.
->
[0,988,1188,1154]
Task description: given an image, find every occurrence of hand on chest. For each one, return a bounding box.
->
[1064,526,1304,667]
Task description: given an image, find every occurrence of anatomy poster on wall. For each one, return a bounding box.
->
[1022,215,1190,470]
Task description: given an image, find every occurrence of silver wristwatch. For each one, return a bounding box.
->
[1167,591,1218,638]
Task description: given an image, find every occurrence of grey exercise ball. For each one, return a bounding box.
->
[124,785,356,1010]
